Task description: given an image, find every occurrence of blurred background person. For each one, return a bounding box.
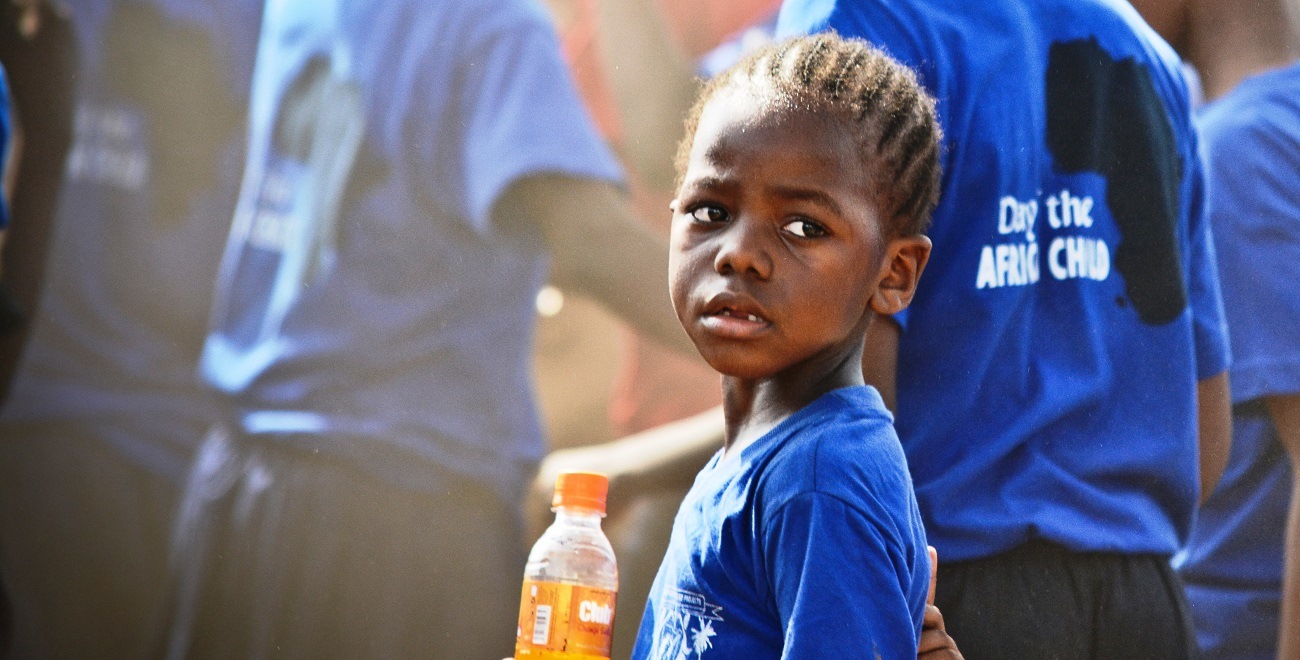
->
[1132,0,1300,657]
[158,0,695,658]
[0,1,260,657]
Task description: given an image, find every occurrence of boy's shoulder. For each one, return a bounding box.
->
[753,386,914,520]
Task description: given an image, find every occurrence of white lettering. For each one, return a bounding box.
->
[976,242,1040,289]
[579,600,613,625]
[1046,195,1062,229]
[997,196,1039,242]
[976,246,998,289]
[1071,195,1094,228]
[1049,236,1110,281]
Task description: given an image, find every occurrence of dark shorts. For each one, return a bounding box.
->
[157,426,526,660]
[935,540,1200,660]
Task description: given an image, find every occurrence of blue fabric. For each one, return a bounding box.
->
[200,0,622,495]
[0,0,261,482]
[0,64,10,228]
[777,0,1230,560]
[1177,62,1300,660]
[632,387,929,659]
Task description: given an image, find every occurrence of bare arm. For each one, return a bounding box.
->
[1266,393,1300,660]
[1197,371,1232,504]
[499,173,695,357]
[526,405,723,539]
[594,0,699,190]
[498,173,716,536]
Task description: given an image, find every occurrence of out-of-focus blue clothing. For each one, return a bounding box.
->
[200,0,623,499]
[1179,61,1300,660]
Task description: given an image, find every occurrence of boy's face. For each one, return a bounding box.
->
[669,91,920,382]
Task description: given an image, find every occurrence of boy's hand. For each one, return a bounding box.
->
[919,546,963,659]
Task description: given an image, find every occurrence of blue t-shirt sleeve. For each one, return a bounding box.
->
[456,10,622,230]
[1183,130,1231,381]
[763,492,923,659]
[1205,104,1300,400]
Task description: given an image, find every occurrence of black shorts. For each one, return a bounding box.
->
[935,539,1200,660]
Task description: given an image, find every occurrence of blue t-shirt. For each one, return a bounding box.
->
[200,0,622,495]
[0,0,260,481]
[1177,62,1300,660]
[778,0,1229,560]
[632,387,929,659]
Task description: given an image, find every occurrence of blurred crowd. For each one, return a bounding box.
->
[0,0,1296,659]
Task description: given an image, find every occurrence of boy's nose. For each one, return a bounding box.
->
[713,219,773,280]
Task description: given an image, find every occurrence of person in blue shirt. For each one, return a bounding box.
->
[776,0,1232,656]
[0,2,258,658]
[158,1,694,658]
[1130,0,1300,656]
[631,33,938,659]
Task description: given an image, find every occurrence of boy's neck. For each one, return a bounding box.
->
[719,352,864,456]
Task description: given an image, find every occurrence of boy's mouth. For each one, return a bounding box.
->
[713,308,764,323]
[700,293,771,337]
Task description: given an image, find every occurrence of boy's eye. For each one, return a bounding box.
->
[689,206,728,224]
[782,219,828,238]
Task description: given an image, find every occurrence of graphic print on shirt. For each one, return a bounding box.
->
[1046,37,1187,325]
[649,587,724,659]
[976,37,1188,329]
[204,53,364,391]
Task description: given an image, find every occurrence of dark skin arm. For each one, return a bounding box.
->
[497,174,721,538]
[1197,371,1232,503]
[1266,394,1300,660]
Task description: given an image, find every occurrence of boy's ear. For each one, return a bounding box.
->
[869,234,932,315]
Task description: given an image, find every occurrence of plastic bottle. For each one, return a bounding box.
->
[514,471,619,660]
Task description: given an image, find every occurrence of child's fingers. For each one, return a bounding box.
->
[927,545,938,605]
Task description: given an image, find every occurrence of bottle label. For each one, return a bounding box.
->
[516,580,617,658]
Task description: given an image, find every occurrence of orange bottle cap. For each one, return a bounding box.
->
[552,471,608,514]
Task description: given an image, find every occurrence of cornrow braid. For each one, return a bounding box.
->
[676,33,943,236]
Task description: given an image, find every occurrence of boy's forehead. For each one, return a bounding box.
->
[686,91,871,189]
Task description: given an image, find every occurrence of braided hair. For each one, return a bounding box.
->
[677,33,943,236]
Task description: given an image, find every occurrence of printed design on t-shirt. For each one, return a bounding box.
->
[649,587,724,659]
[1045,37,1187,325]
[201,48,366,391]
[216,54,365,357]
[64,102,149,193]
[975,37,1190,328]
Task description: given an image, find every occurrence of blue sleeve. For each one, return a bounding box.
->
[1183,131,1230,381]
[456,10,622,230]
[763,493,924,659]
[1206,108,1300,401]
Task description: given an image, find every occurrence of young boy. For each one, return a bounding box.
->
[631,34,941,658]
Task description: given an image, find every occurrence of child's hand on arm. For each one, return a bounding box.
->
[918,546,963,659]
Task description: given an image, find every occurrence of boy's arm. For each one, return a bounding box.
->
[1197,370,1232,503]
[767,494,924,658]
[1266,394,1300,660]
